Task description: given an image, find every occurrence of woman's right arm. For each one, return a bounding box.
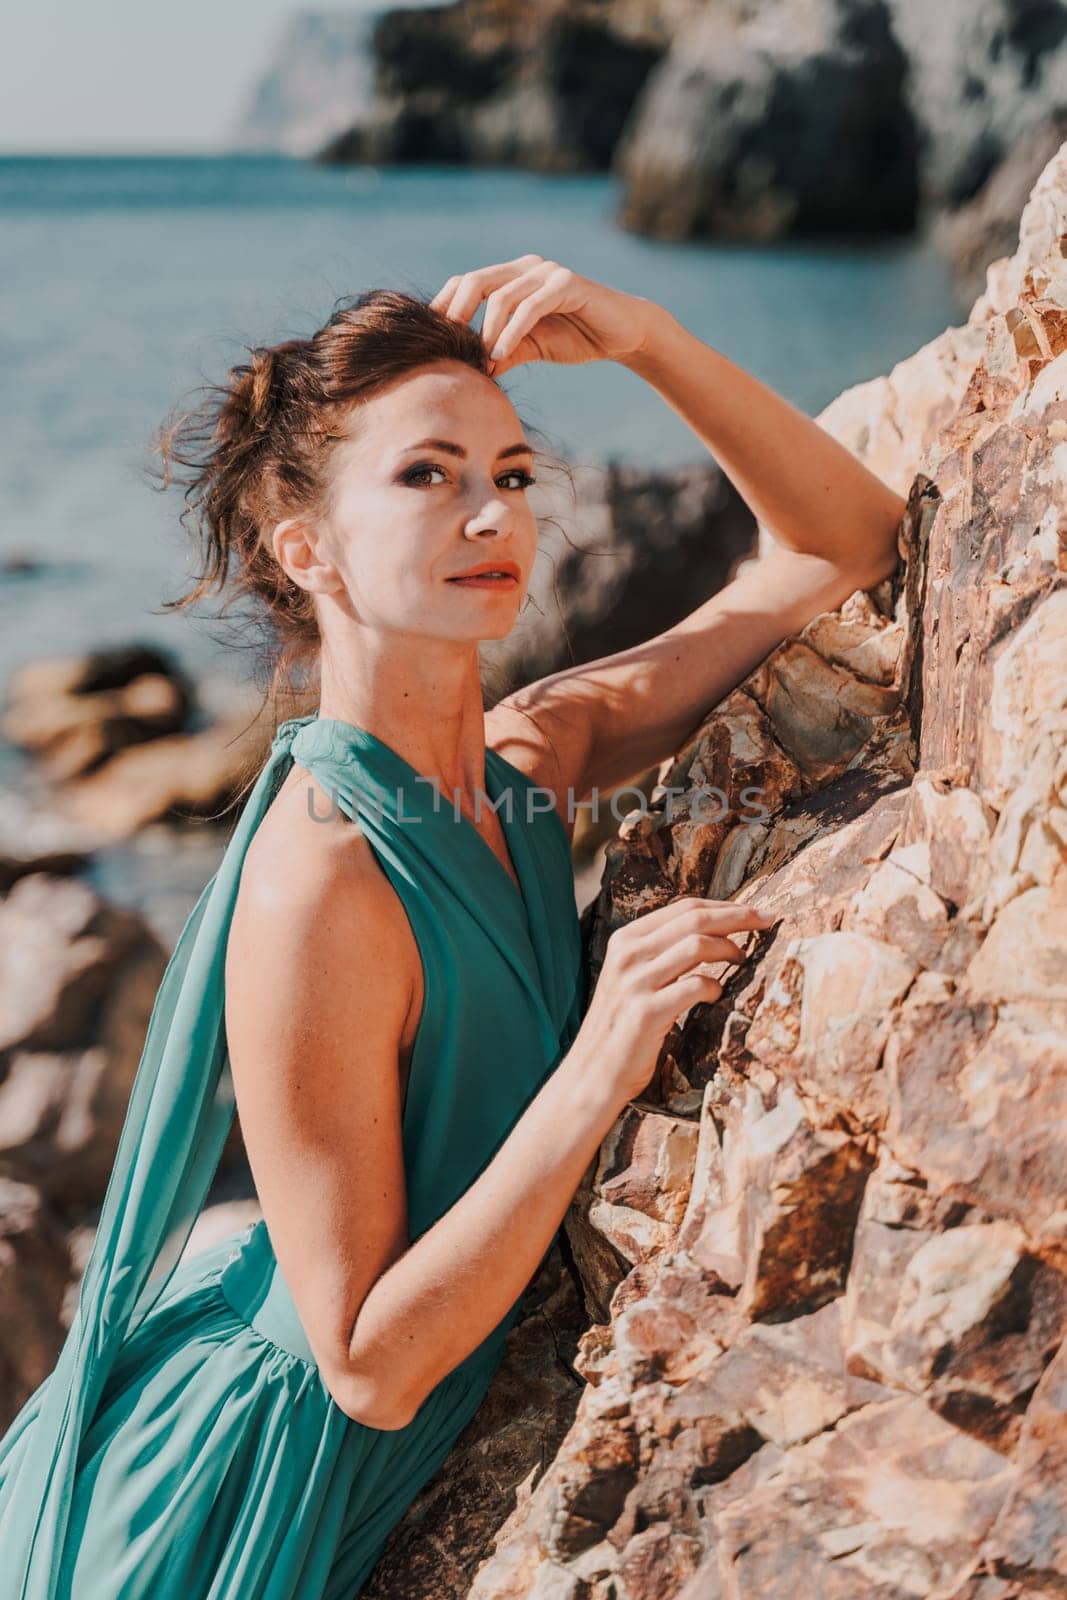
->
[226,827,771,1431]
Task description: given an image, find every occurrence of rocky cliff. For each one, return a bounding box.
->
[363,139,1067,1600]
[616,0,922,241]
[230,7,412,157]
[617,0,1067,244]
[237,0,1067,269]
[316,0,674,172]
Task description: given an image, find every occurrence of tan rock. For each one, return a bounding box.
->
[980,1335,1067,1591]
[970,714,1067,925]
[581,1104,700,1270]
[887,992,1067,1237]
[745,638,903,788]
[712,1396,1014,1598]
[0,1179,70,1431]
[368,137,1067,1596]
[976,590,1067,814]
[0,875,168,1208]
[746,931,917,1128]
[899,774,997,913]
[850,1206,1067,1454]
[55,717,269,842]
[843,1152,978,1383]
[2,646,192,779]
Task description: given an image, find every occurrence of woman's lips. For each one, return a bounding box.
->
[445,573,519,590]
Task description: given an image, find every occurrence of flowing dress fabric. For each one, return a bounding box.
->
[0,713,586,1598]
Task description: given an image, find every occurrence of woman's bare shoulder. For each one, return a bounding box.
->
[231,760,418,979]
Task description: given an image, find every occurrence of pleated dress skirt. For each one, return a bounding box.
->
[1,1219,503,1597]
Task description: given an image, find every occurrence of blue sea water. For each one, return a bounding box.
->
[0,153,969,936]
[1,152,965,704]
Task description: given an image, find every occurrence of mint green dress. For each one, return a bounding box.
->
[0,713,585,1598]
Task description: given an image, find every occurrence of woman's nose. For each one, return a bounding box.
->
[463,500,512,539]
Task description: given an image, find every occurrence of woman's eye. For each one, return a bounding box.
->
[402,463,448,486]
[400,463,536,489]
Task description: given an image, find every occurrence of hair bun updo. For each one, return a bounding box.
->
[150,289,495,758]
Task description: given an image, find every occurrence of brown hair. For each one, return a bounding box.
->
[153,289,500,724]
[151,287,583,816]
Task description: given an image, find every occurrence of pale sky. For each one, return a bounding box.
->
[0,2,369,152]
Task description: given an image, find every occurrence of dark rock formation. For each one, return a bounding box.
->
[618,0,1067,248]
[616,0,921,242]
[318,0,672,173]
[235,0,1067,276]
[887,0,1067,208]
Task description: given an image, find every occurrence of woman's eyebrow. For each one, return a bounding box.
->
[401,437,533,460]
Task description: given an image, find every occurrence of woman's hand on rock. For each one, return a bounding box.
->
[430,254,661,375]
[575,895,776,1107]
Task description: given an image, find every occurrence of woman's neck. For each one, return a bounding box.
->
[317,653,489,803]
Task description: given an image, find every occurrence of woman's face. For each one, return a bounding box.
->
[319,360,538,644]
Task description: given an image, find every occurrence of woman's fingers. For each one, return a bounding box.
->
[428,274,461,315]
[487,274,573,362]
[628,896,774,944]
[641,933,750,992]
[480,267,554,355]
[429,258,578,376]
[430,255,546,325]
[603,898,773,1000]
[663,965,726,1010]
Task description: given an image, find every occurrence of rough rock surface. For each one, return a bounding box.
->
[367,142,1067,1598]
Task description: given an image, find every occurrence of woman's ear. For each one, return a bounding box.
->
[271,516,344,596]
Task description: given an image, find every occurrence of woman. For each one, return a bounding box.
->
[0,257,904,1597]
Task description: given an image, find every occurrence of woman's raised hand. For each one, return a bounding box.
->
[430,254,659,376]
[575,896,776,1106]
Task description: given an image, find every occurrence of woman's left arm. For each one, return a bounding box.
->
[620,302,906,579]
[438,260,907,806]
